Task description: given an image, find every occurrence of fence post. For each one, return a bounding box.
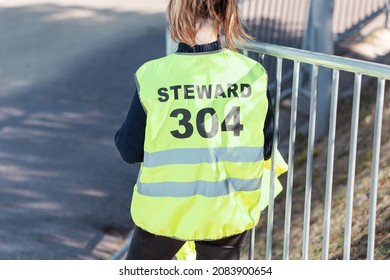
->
[306,0,334,140]
[386,0,390,28]
[166,22,178,55]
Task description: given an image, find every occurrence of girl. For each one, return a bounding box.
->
[115,0,284,260]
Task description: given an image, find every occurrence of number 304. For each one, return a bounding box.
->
[169,106,243,139]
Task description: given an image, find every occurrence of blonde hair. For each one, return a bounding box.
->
[167,0,252,50]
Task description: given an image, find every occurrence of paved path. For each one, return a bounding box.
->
[0,0,167,259]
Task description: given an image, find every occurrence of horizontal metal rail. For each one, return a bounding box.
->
[241,42,390,79]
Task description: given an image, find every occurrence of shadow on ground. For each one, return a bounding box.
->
[0,4,165,259]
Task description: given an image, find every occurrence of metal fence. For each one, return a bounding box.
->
[334,0,390,42]
[237,0,311,48]
[238,0,390,46]
[237,0,311,99]
[240,41,390,260]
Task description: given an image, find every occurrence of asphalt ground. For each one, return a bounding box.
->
[0,0,167,259]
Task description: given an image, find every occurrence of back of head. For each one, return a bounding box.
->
[167,0,252,50]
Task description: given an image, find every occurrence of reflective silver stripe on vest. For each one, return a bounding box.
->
[137,177,263,198]
[144,147,264,167]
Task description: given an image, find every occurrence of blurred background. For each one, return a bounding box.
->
[0,0,389,260]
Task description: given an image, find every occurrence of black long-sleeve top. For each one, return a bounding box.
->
[115,40,274,164]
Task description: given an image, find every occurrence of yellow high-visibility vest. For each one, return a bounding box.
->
[131,48,283,241]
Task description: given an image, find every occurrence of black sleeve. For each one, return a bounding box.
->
[263,89,275,161]
[114,90,146,164]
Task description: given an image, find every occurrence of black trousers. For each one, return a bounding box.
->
[126,226,249,260]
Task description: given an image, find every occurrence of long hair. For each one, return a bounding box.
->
[167,0,252,50]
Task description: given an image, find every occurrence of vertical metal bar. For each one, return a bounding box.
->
[258,53,269,78]
[251,0,260,31]
[300,0,312,49]
[285,0,295,44]
[338,0,346,36]
[166,21,178,55]
[353,0,361,25]
[274,0,281,45]
[265,0,278,43]
[294,0,307,47]
[374,0,379,13]
[358,0,365,21]
[265,0,276,43]
[302,64,319,260]
[333,1,346,35]
[322,69,340,260]
[343,73,362,260]
[265,57,283,260]
[248,228,255,260]
[252,1,265,37]
[365,0,371,17]
[259,0,271,41]
[289,0,302,47]
[259,53,265,65]
[292,0,301,47]
[333,0,339,36]
[387,11,390,29]
[367,78,386,260]
[245,0,252,21]
[341,0,348,33]
[257,0,268,39]
[166,22,171,56]
[283,61,300,260]
[243,49,249,57]
[283,1,297,46]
